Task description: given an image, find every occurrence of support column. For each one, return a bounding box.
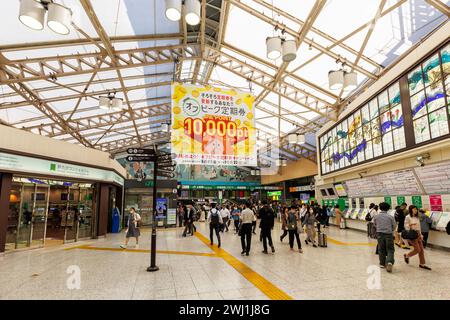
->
[0,173,13,253]
[97,184,110,237]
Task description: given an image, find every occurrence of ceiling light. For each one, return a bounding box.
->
[165,0,182,21]
[288,133,306,144]
[185,0,201,26]
[266,37,282,60]
[282,40,297,62]
[161,122,170,132]
[47,2,72,35]
[343,71,357,92]
[19,0,46,30]
[99,96,110,110]
[111,98,123,111]
[328,70,344,90]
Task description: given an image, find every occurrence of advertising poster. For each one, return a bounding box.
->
[171,83,257,166]
[429,194,443,211]
[156,198,168,219]
[167,209,177,225]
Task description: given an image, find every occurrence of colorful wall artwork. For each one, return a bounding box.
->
[320,42,449,175]
[409,44,450,143]
[320,81,406,174]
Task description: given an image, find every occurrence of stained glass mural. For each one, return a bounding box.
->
[320,81,406,174]
[320,42,449,175]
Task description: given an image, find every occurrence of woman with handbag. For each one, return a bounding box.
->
[403,205,431,270]
[120,207,141,249]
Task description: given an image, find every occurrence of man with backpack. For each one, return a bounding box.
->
[366,203,377,238]
[207,203,223,247]
[258,200,275,254]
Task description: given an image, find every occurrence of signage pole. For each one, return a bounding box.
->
[147,144,159,272]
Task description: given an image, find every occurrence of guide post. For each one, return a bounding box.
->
[147,144,159,272]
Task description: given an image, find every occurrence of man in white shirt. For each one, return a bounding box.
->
[220,205,231,232]
[240,202,256,256]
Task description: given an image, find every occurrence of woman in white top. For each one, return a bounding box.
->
[403,205,431,270]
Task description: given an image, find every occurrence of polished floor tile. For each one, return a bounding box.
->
[0,223,449,300]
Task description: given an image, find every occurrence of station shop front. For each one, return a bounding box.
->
[0,152,125,253]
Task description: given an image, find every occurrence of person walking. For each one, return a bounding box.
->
[419,209,432,248]
[259,200,275,254]
[395,203,409,249]
[220,205,231,232]
[120,207,141,249]
[251,204,258,234]
[303,205,317,247]
[177,204,184,228]
[280,206,288,242]
[334,204,342,228]
[287,206,303,253]
[207,203,223,247]
[240,202,255,256]
[182,204,195,237]
[403,205,431,270]
[366,203,376,237]
[372,202,395,272]
[231,205,241,234]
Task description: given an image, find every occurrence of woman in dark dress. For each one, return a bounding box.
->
[120,207,141,249]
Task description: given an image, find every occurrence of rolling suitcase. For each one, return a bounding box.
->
[318,232,327,247]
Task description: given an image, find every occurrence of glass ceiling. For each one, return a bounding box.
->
[0,0,448,162]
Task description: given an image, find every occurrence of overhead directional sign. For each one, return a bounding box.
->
[127,148,156,155]
[158,160,176,167]
[158,168,176,175]
[126,155,156,162]
[157,171,175,179]
[158,165,176,171]
[157,154,173,162]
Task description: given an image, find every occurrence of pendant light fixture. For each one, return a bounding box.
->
[19,0,72,34]
[287,133,306,145]
[185,0,201,26]
[19,0,46,30]
[99,92,123,112]
[47,2,72,35]
[343,71,357,91]
[328,69,344,90]
[266,37,282,60]
[281,39,297,62]
[165,0,182,21]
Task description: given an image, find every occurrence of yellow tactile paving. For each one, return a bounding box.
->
[66,245,217,257]
[194,231,293,300]
[327,236,377,246]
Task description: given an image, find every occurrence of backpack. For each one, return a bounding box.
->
[210,209,220,225]
[288,212,296,229]
[365,209,373,222]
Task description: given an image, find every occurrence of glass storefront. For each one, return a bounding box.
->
[5,177,96,251]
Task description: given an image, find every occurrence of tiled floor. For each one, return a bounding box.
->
[0,222,449,300]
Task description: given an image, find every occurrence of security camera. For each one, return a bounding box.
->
[416,153,430,167]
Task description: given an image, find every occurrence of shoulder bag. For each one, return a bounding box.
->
[401,229,418,240]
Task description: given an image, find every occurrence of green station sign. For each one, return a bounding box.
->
[267,191,282,196]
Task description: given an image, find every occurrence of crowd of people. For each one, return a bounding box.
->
[175,200,331,256]
[119,199,436,274]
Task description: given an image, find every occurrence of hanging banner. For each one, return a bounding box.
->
[171,83,257,166]
[397,196,406,206]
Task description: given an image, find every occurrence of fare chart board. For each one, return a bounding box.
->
[345,169,422,197]
[171,83,257,166]
[414,160,450,194]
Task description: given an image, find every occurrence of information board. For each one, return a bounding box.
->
[411,195,423,208]
[171,83,257,166]
[397,196,406,206]
[415,160,450,194]
[167,209,177,225]
[334,183,348,197]
[345,169,421,197]
[429,195,443,211]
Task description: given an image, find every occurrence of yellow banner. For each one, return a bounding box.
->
[171,83,257,166]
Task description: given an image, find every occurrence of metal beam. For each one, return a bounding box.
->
[425,0,450,17]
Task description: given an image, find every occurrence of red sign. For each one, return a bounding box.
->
[429,194,443,211]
